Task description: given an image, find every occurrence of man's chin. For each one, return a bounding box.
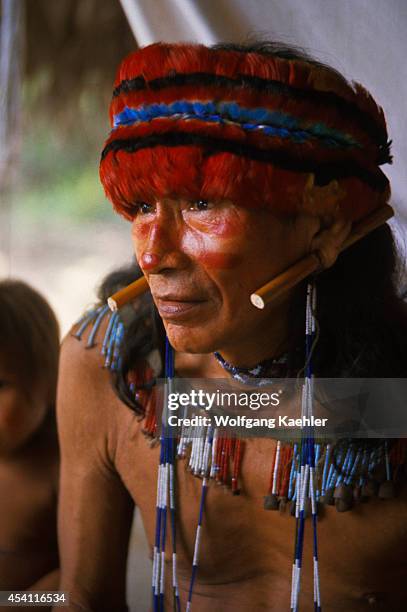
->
[164,322,220,355]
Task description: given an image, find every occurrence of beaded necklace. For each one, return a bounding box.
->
[213,351,288,385]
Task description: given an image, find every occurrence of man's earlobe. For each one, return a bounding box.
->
[310,216,353,269]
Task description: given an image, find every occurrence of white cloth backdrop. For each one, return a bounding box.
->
[119,0,407,237]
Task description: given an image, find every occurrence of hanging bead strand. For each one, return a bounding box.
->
[186,426,214,612]
[152,339,180,612]
[291,281,321,612]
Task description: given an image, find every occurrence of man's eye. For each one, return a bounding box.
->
[189,200,213,211]
[134,201,154,215]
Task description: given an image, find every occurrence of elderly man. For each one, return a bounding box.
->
[56,42,407,611]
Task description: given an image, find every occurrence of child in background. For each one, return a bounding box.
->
[0,279,59,593]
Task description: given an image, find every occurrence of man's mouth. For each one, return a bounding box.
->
[154,295,208,320]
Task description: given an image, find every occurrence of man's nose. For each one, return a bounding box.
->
[138,212,189,273]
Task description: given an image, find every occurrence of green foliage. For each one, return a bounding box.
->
[16,164,114,223]
[18,90,114,224]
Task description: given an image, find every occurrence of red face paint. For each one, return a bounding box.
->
[140,252,162,270]
[132,201,248,273]
[185,208,245,238]
[197,252,243,269]
[209,215,244,238]
[132,222,171,242]
[132,222,150,240]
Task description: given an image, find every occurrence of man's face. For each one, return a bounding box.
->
[131,198,319,357]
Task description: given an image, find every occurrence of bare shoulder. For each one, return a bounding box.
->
[60,303,118,382]
[58,306,129,468]
[57,308,136,609]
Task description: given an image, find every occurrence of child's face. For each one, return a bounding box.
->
[0,359,48,455]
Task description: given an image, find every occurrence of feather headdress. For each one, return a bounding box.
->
[100,42,391,222]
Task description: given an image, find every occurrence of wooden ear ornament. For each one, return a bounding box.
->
[250,204,394,310]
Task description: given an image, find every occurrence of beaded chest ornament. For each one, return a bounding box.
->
[74,282,406,612]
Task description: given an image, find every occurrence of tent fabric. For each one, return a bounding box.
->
[118,0,407,233]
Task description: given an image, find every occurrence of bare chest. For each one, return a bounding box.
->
[114,412,407,601]
[0,460,57,552]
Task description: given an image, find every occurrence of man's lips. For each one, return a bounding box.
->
[154,295,208,318]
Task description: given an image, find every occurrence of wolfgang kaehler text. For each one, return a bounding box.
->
[166,390,329,429]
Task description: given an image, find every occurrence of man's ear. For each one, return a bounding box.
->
[302,173,352,269]
[310,214,353,269]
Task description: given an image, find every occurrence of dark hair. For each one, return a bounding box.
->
[99,41,407,413]
[0,279,60,411]
[98,263,164,411]
[213,40,344,73]
[315,223,407,376]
